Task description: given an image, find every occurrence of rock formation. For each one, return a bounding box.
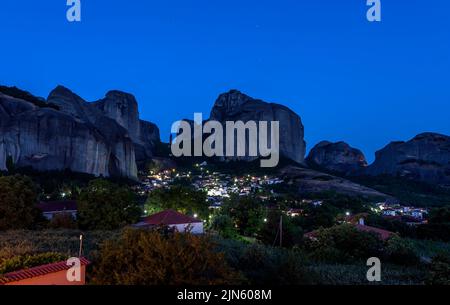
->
[0,85,161,180]
[91,90,160,166]
[366,132,450,184]
[279,165,389,199]
[306,141,368,174]
[209,90,306,164]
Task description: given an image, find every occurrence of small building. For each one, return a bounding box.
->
[353,223,395,241]
[304,219,395,242]
[287,208,303,217]
[382,209,397,217]
[134,210,204,234]
[0,257,89,286]
[36,200,78,220]
[411,210,424,219]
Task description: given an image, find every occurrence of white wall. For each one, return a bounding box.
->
[170,222,204,234]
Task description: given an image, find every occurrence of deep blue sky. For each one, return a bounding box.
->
[1,0,449,163]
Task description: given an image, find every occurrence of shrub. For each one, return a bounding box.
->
[211,215,238,239]
[77,179,141,230]
[426,254,450,285]
[305,225,384,263]
[0,175,42,230]
[385,236,420,266]
[0,252,67,274]
[215,238,317,285]
[91,228,243,285]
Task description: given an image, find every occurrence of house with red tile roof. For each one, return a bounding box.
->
[36,200,77,220]
[353,223,395,241]
[304,219,396,242]
[134,209,204,234]
[0,257,90,286]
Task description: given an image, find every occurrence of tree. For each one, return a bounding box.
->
[211,215,238,238]
[426,254,450,285]
[385,236,420,266]
[428,206,450,224]
[305,224,384,263]
[145,185,209,220]
[77,179,141,230]
[259,209,303,248]
[0,175,41,230]
[91,228,243,285]
[221,195,265,236]
[293,203,337,232]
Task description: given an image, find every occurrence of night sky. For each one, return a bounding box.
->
[1,0,449,162]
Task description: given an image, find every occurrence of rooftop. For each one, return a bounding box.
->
[36,200,77,213]
[139,210,201,226]
[0,257,90,285]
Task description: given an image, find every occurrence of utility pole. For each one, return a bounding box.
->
[78,234,83,257]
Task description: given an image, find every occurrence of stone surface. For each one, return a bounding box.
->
[306,141,368,174]
[279,165,389,198]
[0,86,160,179]
[92,91,161,165]
[366,132,450,184]
[209,90,306,164]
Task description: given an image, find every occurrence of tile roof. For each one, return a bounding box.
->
[140,209,201,225]
[0,257,90,285]
[36,200,77,213]
[354,224,395,240]
[304,224,395,241]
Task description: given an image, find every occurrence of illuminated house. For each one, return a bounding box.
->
[134,210,204,234]
[36,200,78,220]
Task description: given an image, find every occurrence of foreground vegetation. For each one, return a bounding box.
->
[1,172,449,285]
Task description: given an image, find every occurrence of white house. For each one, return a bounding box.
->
[36,200,77,220]
[134,210,204,234]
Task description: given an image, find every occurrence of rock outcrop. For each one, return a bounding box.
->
[306,141,368,174]
[1,85,161,179]
[366,133,450,184]
[209,90,306,164]
[279,165,389,199]
[92,91,160,165]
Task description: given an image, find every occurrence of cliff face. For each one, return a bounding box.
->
[366,133,450,184]
[0,86,160,180]
[306,141,368,174]
[92,91,161,165]
[209,90,306,164]
[0,91,114,177]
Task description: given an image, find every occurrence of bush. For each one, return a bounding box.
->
[77,179,141,230]
[258,210,303,248]
[221,195,265,236]
[0,230,119,260]
[211,215,238,239]
[0,252,67,274]
[426,254,450,285]
[305,225,384,263]
[385,236,420,266]
[0,175,42,230]
[91,228,243,285]
[145,185,209,220]
[215,238,317,285]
